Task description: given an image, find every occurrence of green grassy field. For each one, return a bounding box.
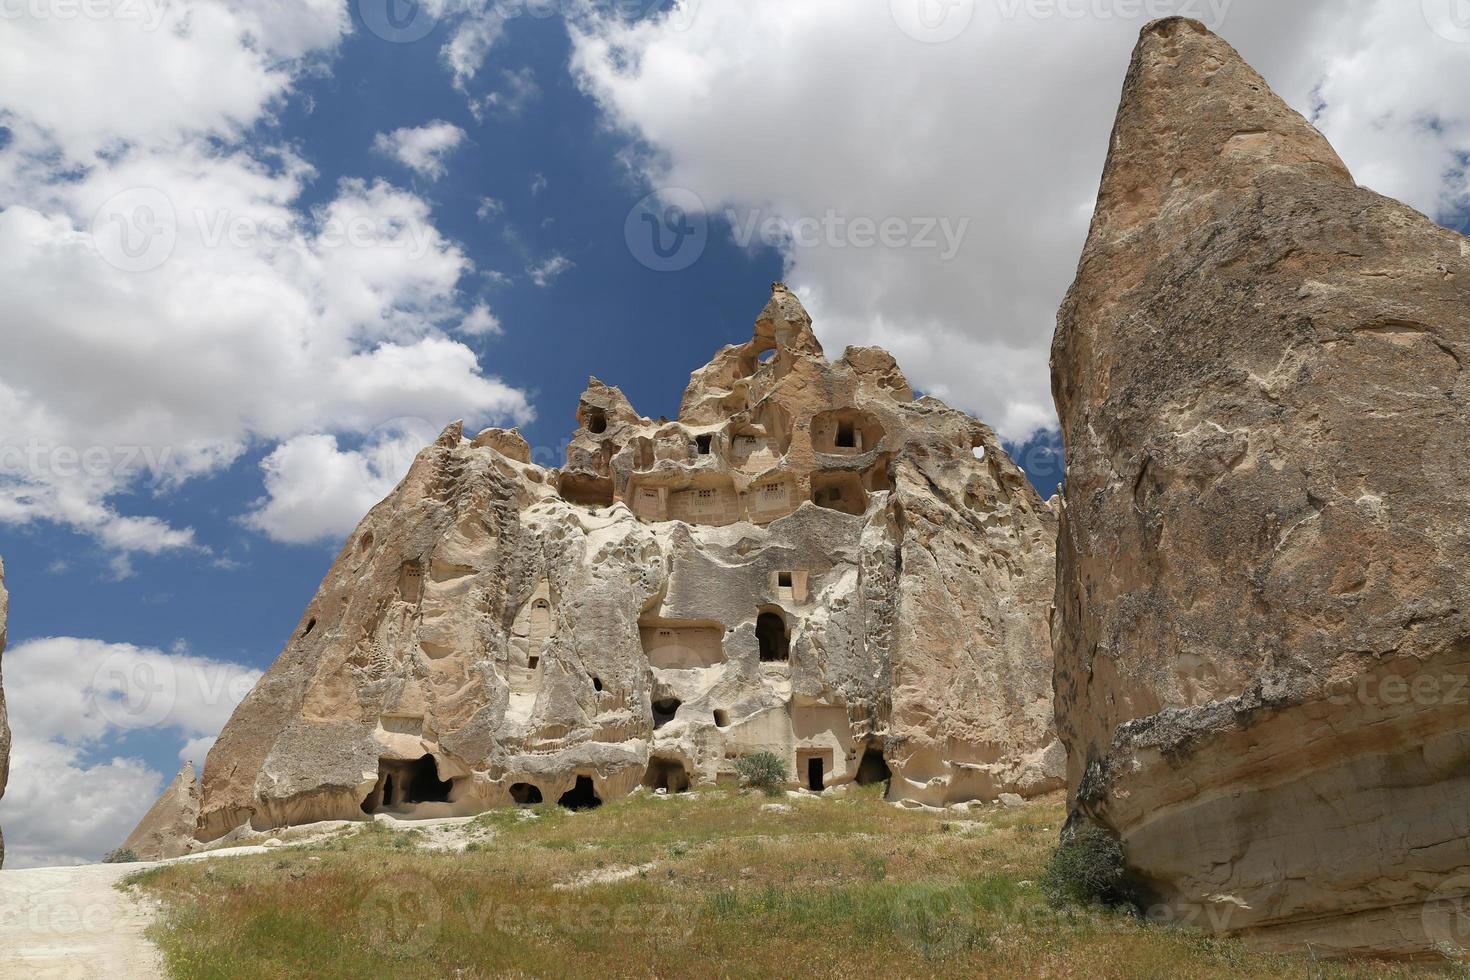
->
[124,788,1450,979]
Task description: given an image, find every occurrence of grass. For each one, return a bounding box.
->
[124,787,1445,979]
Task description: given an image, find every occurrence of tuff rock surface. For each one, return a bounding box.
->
[1053,18,1470,958]
[120,763,200,861]
[195,284,1061,842]
[0,557,8,869]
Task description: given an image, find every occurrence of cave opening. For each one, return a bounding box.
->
[558,775,602,811]
[855,748,892,787]
[652,698,681,729]
[757,611,790,662]
[510,782,542,805]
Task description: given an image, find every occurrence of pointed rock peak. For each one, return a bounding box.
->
[755,282,823,359]
[576,378,641,433]
[435,421,465,447]
[1091,18,1350,242]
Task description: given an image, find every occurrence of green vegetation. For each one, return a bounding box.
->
[124,789,1440,979]
[733,751,789,795]
[1041,821,1139,911]
[103,847,139,864]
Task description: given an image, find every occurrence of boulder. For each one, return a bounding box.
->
[1053,18,1470,958]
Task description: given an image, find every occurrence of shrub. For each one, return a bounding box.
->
[1040,822,1138,910]
[734,752,789,795]
[103,848,140,864]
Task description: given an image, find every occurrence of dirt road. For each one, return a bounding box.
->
[0,861,164,978]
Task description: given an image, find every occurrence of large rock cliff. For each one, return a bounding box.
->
[196,285,1061,842]
[1053,18,1470,957]
[1,558,8,869]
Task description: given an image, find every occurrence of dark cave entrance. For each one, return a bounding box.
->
[757,612,790,662]
[807,757,825,792]
[558,775,602,811]
[855,748,892,787]
[510,782,543,806]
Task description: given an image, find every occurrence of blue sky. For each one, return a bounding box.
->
[1,0,1466,866]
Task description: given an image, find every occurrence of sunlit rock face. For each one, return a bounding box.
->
[120,763,200,861]
[1052,18,1470,959]
[196,284,1061,843]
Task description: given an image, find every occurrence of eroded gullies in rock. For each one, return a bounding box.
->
[189,283,1062,848]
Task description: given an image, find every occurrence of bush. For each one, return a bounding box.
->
[103,848,140,864]
[734,752,789,795]
[1040,822,1138,910]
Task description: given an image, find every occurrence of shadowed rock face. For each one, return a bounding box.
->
[1053,18,1470,958]
[1,558,8,869]
[194,284,1061,843]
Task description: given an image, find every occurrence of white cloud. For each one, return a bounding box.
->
[442,2,512,91]
[569,0,1470,440]
[0,1,534,554]
[372,121,467,180]
[0,637,260,867]
[477,196,506,221]
[243,417,444,544]
[460,303,504,336]
[528,254,573,286]
[471,67,542,120]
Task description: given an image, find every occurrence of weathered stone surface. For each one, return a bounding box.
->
[196,284,1060,842]
[1053,18,1470,958]
[120,763,200,861]
[0,557,8,869]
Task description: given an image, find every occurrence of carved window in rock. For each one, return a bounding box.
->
[527,598,552,665]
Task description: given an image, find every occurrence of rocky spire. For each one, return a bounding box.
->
[1052,19,1470,957]
[119,762,201,861]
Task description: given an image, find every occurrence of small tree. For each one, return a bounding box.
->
[103,848,140,864]
[1041,822,1138,910]
[734,752,788,795]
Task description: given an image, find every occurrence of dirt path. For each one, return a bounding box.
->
[0,816,441,977]
[0,862,165,979]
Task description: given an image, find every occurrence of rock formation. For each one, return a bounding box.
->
[0,557,8,869]
[1053,18,1470,958]
[120,763,201,861]
[195,284,1061,842]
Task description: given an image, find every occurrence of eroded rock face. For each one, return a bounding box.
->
[197,284,1060,842]
[1053,18,1470,958]
[121,763,200,861]
[1,557,8,869]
